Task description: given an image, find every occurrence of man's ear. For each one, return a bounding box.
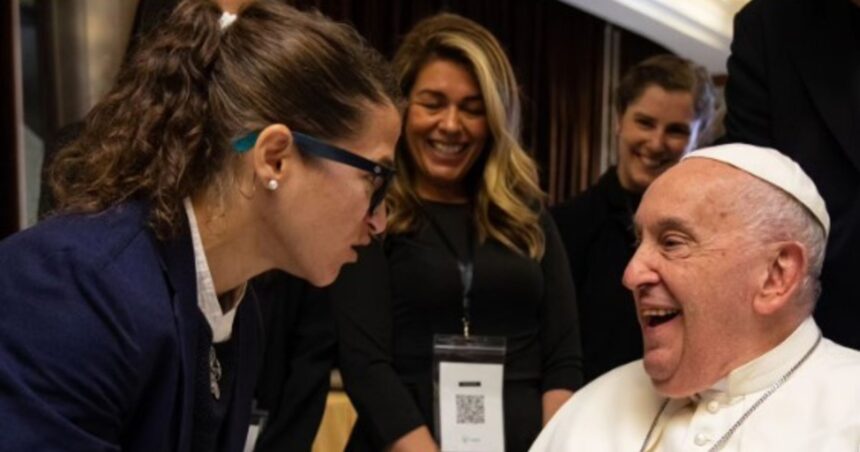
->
[753,241,807,316]
[251,124,295,189]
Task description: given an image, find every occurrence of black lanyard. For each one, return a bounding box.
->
[422,206,476,338]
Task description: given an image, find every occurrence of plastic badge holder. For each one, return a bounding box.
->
[433,334,506,452]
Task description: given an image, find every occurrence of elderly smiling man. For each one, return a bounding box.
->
[531,143,860,451]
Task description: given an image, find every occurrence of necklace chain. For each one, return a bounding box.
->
[640,333,822,452]
[209,345,222,400]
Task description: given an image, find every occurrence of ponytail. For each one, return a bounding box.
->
[49,0,225,238]
[49,0,402,239]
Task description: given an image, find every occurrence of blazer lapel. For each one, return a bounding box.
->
[222,287,263,452]
[791,0,860,171]
[155,225,199,452]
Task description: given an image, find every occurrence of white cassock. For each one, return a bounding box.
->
[530,318,860,451]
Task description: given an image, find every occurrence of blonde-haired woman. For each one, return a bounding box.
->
[334,13,583,452]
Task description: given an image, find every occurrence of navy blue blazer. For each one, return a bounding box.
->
[0,202,261,452]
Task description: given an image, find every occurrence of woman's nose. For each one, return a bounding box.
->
[438,107,463,135]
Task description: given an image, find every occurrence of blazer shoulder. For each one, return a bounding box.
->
[1,203,153,269]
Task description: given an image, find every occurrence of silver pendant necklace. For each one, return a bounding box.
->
[209,345,222,400]
[639,333,822,452]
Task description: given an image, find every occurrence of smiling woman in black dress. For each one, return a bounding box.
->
[332,13,583,452]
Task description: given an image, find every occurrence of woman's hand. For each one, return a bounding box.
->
[542,389,574,425]
[387,426,440,452]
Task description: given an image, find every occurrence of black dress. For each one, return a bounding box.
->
[333,201,583,452]
[552,167,643,383]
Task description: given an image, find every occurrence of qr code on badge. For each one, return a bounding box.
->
[456,394,485,424]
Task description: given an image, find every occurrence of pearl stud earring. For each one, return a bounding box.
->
[266,179,279,191]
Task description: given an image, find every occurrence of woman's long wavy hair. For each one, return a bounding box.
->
[48,0,400,239]
[387,13,546,259]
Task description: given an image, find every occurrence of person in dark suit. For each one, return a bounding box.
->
[552,55,716,383]
[0,1,401,451]
[722,0,860,349]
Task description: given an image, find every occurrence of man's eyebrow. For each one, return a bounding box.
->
[655,216,695,235]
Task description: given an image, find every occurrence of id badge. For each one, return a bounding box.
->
[434,334,506,452]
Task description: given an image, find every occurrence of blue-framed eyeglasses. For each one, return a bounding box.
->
[232,130,395,214]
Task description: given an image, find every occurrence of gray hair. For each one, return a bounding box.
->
[737,177,827,308]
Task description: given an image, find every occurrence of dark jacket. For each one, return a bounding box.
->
[552,168,643,383]
[723,0,860,348]
[0,202,261,452]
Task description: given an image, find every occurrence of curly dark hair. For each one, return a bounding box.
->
[48,0,401,238]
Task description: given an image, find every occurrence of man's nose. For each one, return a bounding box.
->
[622,243,659,291]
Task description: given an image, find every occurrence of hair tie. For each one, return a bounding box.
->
[219,11,238,30]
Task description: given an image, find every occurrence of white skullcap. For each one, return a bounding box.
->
[682,143,830,238]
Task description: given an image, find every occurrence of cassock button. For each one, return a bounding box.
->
[694,433,711,446]
[706,400,720,413]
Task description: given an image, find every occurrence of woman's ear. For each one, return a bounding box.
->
[753,241,807,316]
[251,124,296,191]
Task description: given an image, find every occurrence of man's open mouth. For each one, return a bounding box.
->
[642,308,681,327]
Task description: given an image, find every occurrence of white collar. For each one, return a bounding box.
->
[183,198,246,343]
[700,317,820,399]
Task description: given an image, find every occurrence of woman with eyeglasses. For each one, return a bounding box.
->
[0,1,400,451]
[333,13,583,452]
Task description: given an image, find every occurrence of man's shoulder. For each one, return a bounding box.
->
[530,361,662,451]
[779,336,860,413]
[817,338,860,375]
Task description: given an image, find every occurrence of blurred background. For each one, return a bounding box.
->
[0,0,746,240]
